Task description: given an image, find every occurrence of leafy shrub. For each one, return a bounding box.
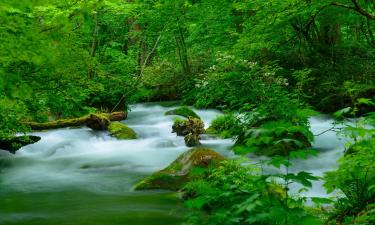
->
[183,159,323,225]
[324,105,375,225]
[206,114,240,138]
[234,120,314,156]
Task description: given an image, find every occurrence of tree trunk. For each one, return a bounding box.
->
[88,8,100,78]
[174,20,190,75]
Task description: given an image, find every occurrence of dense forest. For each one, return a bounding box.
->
[0,0,374,225]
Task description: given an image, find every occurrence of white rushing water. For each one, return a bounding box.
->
[0,104,234,194]
[288,115,348,198]
[0,104,346,198]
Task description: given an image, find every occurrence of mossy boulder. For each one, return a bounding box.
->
[172,118,205,147]
[165,106,200,119]
[108,122,137,140]
[0,135,41,154]
[172,118,205,137]
[134,148,225,191]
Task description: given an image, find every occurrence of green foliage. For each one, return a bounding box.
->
[165,106,200,119]
[0,97,29,138]
[324,109,375,225]
[183,158,323,225]
[234,120,313,156]
[1,0,375,224]
[206,114,240,138]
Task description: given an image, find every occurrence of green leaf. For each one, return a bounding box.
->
[333,107,352,119]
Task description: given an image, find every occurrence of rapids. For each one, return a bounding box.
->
[0,104,346,224]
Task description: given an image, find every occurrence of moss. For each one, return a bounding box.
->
[86,113,111,130]
[23,112,127,130]
[0,135,41,154]
[165,106,200,119]
[184,133,200,147]
[108,122,137,140]
[134,147,225,191]
[172,118,205,137]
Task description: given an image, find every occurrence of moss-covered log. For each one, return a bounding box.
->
[0,135,41,154]
[23,112,127,130]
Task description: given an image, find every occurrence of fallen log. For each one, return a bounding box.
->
[23,111,127,131]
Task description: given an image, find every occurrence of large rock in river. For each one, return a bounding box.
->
[108,122,137,140]
[0,135,41,154]
[133,148,225,191]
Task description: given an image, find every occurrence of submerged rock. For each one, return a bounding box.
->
[108,122,137,140]
[0,135,41,154]
[165,106,200,119]
[133,148,225,191]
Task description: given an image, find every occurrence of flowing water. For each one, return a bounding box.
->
[0,104,346,225]
[0,104,233,225]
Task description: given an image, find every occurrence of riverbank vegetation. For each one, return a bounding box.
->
[1,0,375,224]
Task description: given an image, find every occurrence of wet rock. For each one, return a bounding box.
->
[0,135,41,154]
[172,118,205,147]
[184,133,200,147]
[108,122,137,140]
[172,118,205,137]
[134,147,225,191]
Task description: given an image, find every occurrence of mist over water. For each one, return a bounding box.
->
[0,104,346,224]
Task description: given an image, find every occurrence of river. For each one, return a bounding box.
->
[0,104,346,225]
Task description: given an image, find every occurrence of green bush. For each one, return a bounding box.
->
[234,120,314,156]
[183,159,322,225]
[206,114,240,138]
[324,138,375,225]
